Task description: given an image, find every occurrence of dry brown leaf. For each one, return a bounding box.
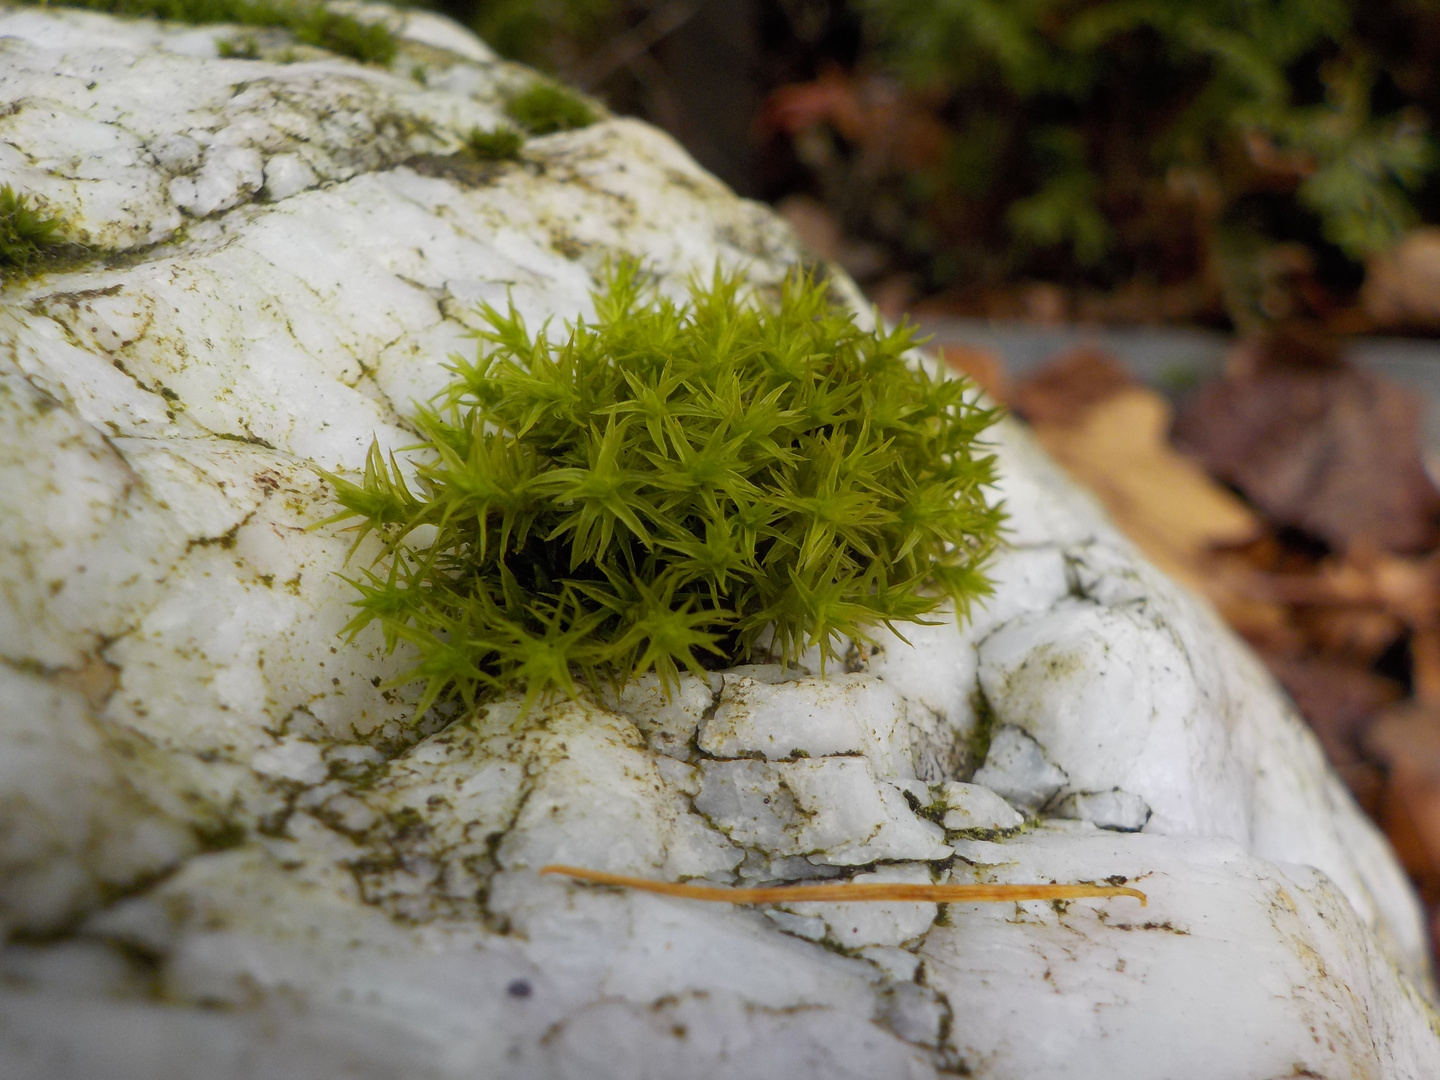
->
[1014,350,1286,638]
[1293,607,1406,665]
[1270,656,1404,768]
[760,70,948,173]
[1364,228,1440,332]
[1374,558,1440,629]
[1237,553,1440,646]
[1380,770,1440,902]
[1368,704,1440,895]
[1413,629,1440,706]
[1173,329,1440,553]
[1029,385,1264,605]
[938,344,1008,403]
[1009,348,1133,426]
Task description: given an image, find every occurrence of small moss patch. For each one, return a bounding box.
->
[0,185,67,281]
[25,0,398,65]
[504,81,597,135]
[463,125,524,162]
[216,32,260,58]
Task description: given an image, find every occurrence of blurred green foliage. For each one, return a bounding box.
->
[457,0,1440,318]
[857,0,1434,274]
[28,0,399,65]
[471,0,621,64]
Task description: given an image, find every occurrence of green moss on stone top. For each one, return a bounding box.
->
[24,0,398,65]
[462,125,524,162]
[320,261,1002,716]
[503,82,598,135]
[0,185,66,280]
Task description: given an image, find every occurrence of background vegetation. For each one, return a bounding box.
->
[442,0,1440,330]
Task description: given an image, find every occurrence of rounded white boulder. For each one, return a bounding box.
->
[1,5,1437,1078]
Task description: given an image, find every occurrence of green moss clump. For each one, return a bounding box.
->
[216,32,260,58]
[0,185,65,280]
[462,125,525,161]
[503,82,597,136]
[289,3,396,66]
[320,262,1002,715]
[25,0,397,66]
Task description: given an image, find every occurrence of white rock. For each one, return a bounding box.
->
[930,828,1440,1080]
[261,151,319,202]
[866,602,977,733]
[764,908,828,941]
[388,5,497,62]
[0,664,196,936]
[149,133,203,174]
[967,544,1073,641]
[937,781,1025,833]
[1053,788,1152,831]
[779,864,938,948]
[250,737,327,784]
[978,597,1250,834]
[699,672,913,778]
[857,944,921,982]
[1,6,1437,1078]
[971,725,1069,812]
[539,990,937,1080]
[605,671,718,759]
[693,757,950,865]
[170,143,265,216]
[875,981,950,1050]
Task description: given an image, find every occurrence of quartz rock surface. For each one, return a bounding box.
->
[937,781,1025,833]
[1,6,1439,1078]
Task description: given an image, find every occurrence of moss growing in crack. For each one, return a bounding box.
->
[462,125,524,162]
[320,260,1002,716]
[962,685,997,779]
[503,81,597,135]
[0,185,66,280]
[25,0,398,65]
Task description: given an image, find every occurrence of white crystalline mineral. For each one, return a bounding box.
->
[936,781,1025,833]
[971,724,1069,812]
[1052,787,1152,831]
[1,5,1438,1079]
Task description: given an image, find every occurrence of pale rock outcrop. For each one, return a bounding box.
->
[1,5,1438,1079]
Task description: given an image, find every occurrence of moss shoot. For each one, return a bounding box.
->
[0,185,66,280]
[25,0,398,65]
[503,82,597,135]
[462,125,525,161]
[320,262,1002,715]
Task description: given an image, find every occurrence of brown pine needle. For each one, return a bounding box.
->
[539,865,1147,906]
